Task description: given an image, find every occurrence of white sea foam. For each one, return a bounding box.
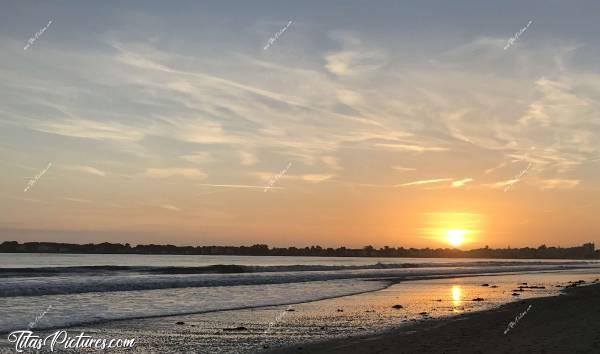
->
[1,256,599,334]
[0,263,596,298]
[0,279,387,333]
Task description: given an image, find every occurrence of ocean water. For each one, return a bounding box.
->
[1,253,600,352]
[3,269,599,353]
[1,253,596,268]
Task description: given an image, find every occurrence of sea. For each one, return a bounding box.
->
[1,253,600,352]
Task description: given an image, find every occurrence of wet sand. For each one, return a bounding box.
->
[268,282,600,354]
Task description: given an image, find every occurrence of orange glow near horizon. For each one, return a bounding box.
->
[447,229,468,247]
[421,212,484,248]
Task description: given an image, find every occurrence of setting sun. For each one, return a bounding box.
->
[447,229,468,247]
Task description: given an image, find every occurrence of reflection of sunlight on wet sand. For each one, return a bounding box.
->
[451,285,462,309]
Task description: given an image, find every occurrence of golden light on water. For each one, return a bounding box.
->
[451,285,462,307]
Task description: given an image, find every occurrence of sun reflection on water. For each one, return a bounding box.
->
[451,285,462,308]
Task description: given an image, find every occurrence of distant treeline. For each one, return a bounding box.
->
[0,241,598,259]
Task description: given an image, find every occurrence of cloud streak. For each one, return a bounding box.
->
[64,165,107,177]
[395,178,453,187]
[144,168,207,180]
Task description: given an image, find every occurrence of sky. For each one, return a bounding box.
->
[1,0,599,249]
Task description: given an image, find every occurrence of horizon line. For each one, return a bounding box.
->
[1,240,595,251]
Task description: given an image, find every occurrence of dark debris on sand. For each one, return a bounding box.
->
[266,282,600,354]
[223,326,248,331]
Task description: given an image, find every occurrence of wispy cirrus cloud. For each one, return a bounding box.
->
[33,119,145,142]
[487,180,518,189]
[144,168,207,179]
[392,166,417,172]
[239,151,258,166]
[484,162,508,174]
[452,178,473,188]
[538,179,580,190]
[395,178,453,187]
[63,197,93,204]
[324,32,387,77]
[198,183,282,190]
[63,165,107,177]
[252,171,333,184]
[159,204,181,212]
[12,196,45,203]
[503,162,533,192]
[321,156,342,171]
[302,174,334,183]
[180,152,212,165]
[325,50,387,77]
[375,143,448,152]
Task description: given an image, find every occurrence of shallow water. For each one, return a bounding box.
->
[3,265,600,333]
[0,279,389,333]
[2,254,600,352]
[2,269,599,353]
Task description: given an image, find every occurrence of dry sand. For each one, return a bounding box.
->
[268,282,600,354]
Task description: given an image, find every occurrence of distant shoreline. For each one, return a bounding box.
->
[1,241,598,259]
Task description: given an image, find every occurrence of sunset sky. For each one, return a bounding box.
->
[1,1,599,248]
